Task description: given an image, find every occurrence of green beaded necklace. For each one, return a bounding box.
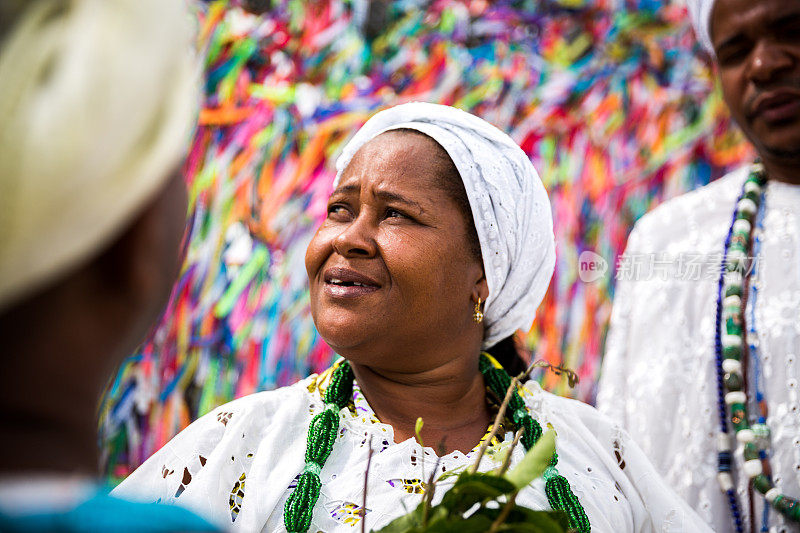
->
[283,353,591,532]
[715,163,800,526]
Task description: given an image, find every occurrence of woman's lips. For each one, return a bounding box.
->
[323,282,380,298]
[322,266,381,298]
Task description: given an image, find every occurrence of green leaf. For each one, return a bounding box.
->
[494,518,565,533]
[373,501,425,533]
[504,430,556,490]
[453,472,517,494]
[375,432,568,533]
[435,465,466,482]
[501,507,569,532]
[423,514,494,533]
[440,473,516,515]
[488,447,512,475]
[479,507,568,533]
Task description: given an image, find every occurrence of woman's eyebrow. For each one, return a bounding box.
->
[374,190,425,213]
[332,183,426,213]
[331,183,360,196]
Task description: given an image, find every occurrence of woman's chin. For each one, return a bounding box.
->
[315,318,375,354]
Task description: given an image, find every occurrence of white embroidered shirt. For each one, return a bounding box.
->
[115,371,709,532]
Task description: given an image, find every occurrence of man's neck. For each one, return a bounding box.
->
[0,331,106,476]
[0,418,100,477]
[0,285,123,478]
[760,155,800,185]
[350,356,491,456]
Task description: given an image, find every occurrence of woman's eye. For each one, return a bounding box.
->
[386,208,407,219]
[327,204,351,219]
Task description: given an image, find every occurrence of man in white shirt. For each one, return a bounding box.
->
[597,0,800,531]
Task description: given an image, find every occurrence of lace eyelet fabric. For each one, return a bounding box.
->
[598,167,800,532]
[114,373,710,532]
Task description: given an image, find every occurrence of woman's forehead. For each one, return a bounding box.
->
[332,169,443,210]
[337,132,453,191]
[349,130,444,166]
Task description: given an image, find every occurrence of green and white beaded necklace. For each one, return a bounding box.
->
[715,162,800,529]
[283,353,591,532]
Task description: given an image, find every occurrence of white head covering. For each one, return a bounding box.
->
[334,102,556,349]
[686,0,716,54]
[0,0,200,310]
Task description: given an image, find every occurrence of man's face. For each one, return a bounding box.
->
[711,0,800,159]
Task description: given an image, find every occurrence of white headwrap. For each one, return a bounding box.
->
[686,0,716,54]
[0,0,200,310]
[334,103,556,349]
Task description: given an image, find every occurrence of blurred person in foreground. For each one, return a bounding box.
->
[597,0,800,531]
[0,0,218,531]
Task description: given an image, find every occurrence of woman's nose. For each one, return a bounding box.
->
[332,213,377,258]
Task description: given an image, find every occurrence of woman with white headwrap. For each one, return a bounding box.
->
[114,103,709,532]
[0,0,217,530]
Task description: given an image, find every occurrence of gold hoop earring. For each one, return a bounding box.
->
[473,297,484,323]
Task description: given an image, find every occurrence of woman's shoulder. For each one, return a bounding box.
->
[518,381,713,532]
[155,377,315,444]
[519,380,616,428]
[112,377,318,504]
[204,376,314,424]
[518,380,649,466]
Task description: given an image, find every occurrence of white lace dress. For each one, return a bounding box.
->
[114,371,708,532]
[597,167,800,532]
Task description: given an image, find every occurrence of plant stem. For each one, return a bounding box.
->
[421,453,442,527]
[498,427,524,476]
[415,417,425,504]
[488,492,517,533]
[516,358,548,382]
[518,359,579,388]
[361,434,373,533]
[470,376,518,474]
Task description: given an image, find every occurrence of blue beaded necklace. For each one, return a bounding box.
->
[747,188,771,533]
[714,186,745,533]
[715,163,800,530]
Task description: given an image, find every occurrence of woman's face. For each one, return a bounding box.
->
[305,131,486,370]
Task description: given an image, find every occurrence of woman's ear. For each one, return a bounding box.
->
[471,275,489,304]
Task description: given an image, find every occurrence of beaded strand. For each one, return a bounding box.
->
[747,190,771,533]
[714,187,746,533]
[716,163,800,527]
[284,361,354,532]
[479,354,591,533]
[285,355,591,532]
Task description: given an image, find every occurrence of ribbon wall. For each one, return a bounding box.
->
[101,0,753,479]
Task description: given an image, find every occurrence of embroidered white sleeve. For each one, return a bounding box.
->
[112,382,312,528]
